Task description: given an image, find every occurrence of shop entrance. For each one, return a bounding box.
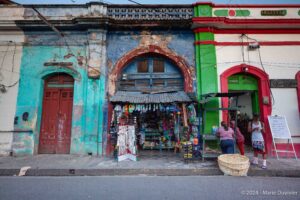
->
[111,103,198,151]
[39,73,74,154]
[228,74,259,145]
[109,53,196,158]
[110,101,197,158]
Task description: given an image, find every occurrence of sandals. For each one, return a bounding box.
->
[261,164,267,169]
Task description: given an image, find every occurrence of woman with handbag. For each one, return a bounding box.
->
[230,120,245,155]
[248,114,267,169]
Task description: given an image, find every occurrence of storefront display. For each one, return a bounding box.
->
[110,101,198,159]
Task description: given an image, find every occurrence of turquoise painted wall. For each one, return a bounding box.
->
[14,35,105,155]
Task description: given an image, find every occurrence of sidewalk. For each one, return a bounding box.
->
[0,153,299,177]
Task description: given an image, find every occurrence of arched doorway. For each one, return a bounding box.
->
[227,73,259,145]
[39,73,74,154]
[220,64,272,153]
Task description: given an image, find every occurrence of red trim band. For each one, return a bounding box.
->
[192,17,300,25]
[296,71,300,115]
[193,2,300,8]
[194,28,300,34]
[194,41,300,46]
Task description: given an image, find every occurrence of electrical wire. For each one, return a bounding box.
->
[11,42,16,73]
[257,47,276,106]
[0,79,19,88]
[241,34,245,63]
[0,43,10,70]
[243,33,277,106]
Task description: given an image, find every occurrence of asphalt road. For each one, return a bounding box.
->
[0,176,299,200]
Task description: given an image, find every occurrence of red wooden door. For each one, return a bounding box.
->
[39,74,74,154]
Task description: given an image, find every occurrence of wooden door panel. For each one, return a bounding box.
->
[56,89,73,154]
[39,74,74,154]
[39,89,60,154]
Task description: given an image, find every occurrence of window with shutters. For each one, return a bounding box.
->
[118,55,183,92]
[153,59,164,73]
[137,60,148,73]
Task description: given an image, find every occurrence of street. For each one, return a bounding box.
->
[0,176,299,200]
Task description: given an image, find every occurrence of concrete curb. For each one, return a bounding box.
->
[0,168,299,177]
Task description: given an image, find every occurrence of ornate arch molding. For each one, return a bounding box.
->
[39,66,81,81]
[109,45,193,95]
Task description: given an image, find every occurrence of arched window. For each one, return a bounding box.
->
[118,54,184,93]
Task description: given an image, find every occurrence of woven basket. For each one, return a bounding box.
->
[218,154,250,176]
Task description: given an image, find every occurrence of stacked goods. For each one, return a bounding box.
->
[182,142,193,162]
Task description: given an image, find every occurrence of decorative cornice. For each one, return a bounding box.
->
[194,40,300,46]
[193,27,300,34]
[107,6,193,21]
[193,2,300,8]
[192,17,300,29]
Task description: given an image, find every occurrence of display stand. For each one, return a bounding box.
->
[199,92,246,161]
[201,134,220,161]
[182,142,193,163]
[268,115,298,160]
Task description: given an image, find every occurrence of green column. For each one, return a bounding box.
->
[194,3,219,133]
[194,4,212,17]
[195,31,219,134]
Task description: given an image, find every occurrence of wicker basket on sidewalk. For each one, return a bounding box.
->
[218,154,250,176]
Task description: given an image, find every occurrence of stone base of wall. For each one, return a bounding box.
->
[0,132,13,156]
[12,131,34,156]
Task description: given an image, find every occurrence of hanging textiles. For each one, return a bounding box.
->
[110,91,193,103]
[117,125,137,161]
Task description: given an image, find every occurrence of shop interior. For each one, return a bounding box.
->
[229,91,259,146]
[109,101,199,160]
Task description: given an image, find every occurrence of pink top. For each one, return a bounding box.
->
[217,127,234,140]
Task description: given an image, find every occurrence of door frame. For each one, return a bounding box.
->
[38,73,74,154]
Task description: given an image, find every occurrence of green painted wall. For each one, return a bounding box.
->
[228,74,258,91]
[194,4,212,17]
[195,31,219,134]
[214,9,250,17]
[228,74,259,115]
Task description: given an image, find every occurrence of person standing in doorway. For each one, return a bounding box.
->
[248,114,267,169]
[216,121,235,154]
[230,120,245,155]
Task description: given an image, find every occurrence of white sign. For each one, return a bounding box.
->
[268,115,292,139]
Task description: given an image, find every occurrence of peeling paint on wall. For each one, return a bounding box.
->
[13,31,107,156]
[107,30,196,96]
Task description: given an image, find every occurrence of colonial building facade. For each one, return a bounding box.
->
[0,2,299,157]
